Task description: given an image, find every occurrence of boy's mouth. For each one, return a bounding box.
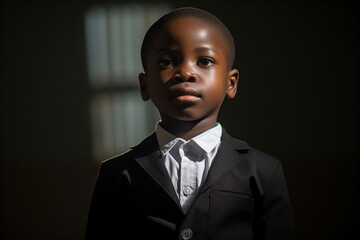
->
[170,87,201,103]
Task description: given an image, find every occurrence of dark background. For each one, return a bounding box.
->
[1,0,359,239]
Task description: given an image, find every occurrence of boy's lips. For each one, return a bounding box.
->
[170,87,201,103]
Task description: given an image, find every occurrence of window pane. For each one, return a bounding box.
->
[85,4,170,162]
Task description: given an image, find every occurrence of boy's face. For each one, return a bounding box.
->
[139,17,239,124]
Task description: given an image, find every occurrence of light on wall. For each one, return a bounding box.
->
[84,4,171,162]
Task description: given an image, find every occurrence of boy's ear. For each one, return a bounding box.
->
[226,68,239,99]
[139,73,150,101]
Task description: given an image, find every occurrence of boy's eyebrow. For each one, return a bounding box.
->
[195,47,219,55]
[155,48,176,54]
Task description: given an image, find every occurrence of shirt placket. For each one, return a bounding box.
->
[179,142,197,211]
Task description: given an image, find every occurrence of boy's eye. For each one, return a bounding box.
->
[197,58,215,67]
[158,58,174,68]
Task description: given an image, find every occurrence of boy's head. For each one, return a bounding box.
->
[139,7,239,127]
[141,7,235,71]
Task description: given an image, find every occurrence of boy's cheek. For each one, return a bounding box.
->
[159,71,174,83]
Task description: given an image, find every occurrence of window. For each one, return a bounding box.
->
[85,4,171,162]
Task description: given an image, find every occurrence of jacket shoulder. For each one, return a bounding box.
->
[100,132,158,170]
[247,147,280,170]
[224,130,282,190]
[223,128,280,168]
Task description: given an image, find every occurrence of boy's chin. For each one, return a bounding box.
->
[163,112,216,124]
[159,106,219,124]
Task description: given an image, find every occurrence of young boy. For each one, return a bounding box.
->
[85,7,295,240]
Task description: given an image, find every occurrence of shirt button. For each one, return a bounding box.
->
[183,186,193,196]
[181,228,193,239]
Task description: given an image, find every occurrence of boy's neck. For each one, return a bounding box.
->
[159,117,218,141]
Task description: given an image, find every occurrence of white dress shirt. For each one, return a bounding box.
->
[155,122,222,213]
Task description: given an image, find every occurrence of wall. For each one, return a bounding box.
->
[1,0,359,239]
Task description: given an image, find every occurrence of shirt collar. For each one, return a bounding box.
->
[155,122,222,155]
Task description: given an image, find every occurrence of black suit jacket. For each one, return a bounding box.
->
[85,129,295,240]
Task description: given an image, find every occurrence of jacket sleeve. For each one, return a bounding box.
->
[254,162,296,240]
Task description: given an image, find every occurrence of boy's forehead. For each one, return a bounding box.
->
[141,12,235,70]
[153,17,227,48]
[164,17,221,36]
[166,16,215,29]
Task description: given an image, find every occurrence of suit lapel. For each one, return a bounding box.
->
[132,129,249,210]
[200,129,250,193]
[133,133,181,209]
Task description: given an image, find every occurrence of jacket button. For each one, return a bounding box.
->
[181,228,193,239]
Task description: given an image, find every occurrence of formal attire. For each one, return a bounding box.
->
[156,123,222,213]
[85,127,296,240]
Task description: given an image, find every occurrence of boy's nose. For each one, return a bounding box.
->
[172,63,197,83]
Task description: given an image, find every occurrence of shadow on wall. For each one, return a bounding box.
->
[1,0,359,239]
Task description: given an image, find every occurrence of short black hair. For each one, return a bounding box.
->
[140,7,235,72]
